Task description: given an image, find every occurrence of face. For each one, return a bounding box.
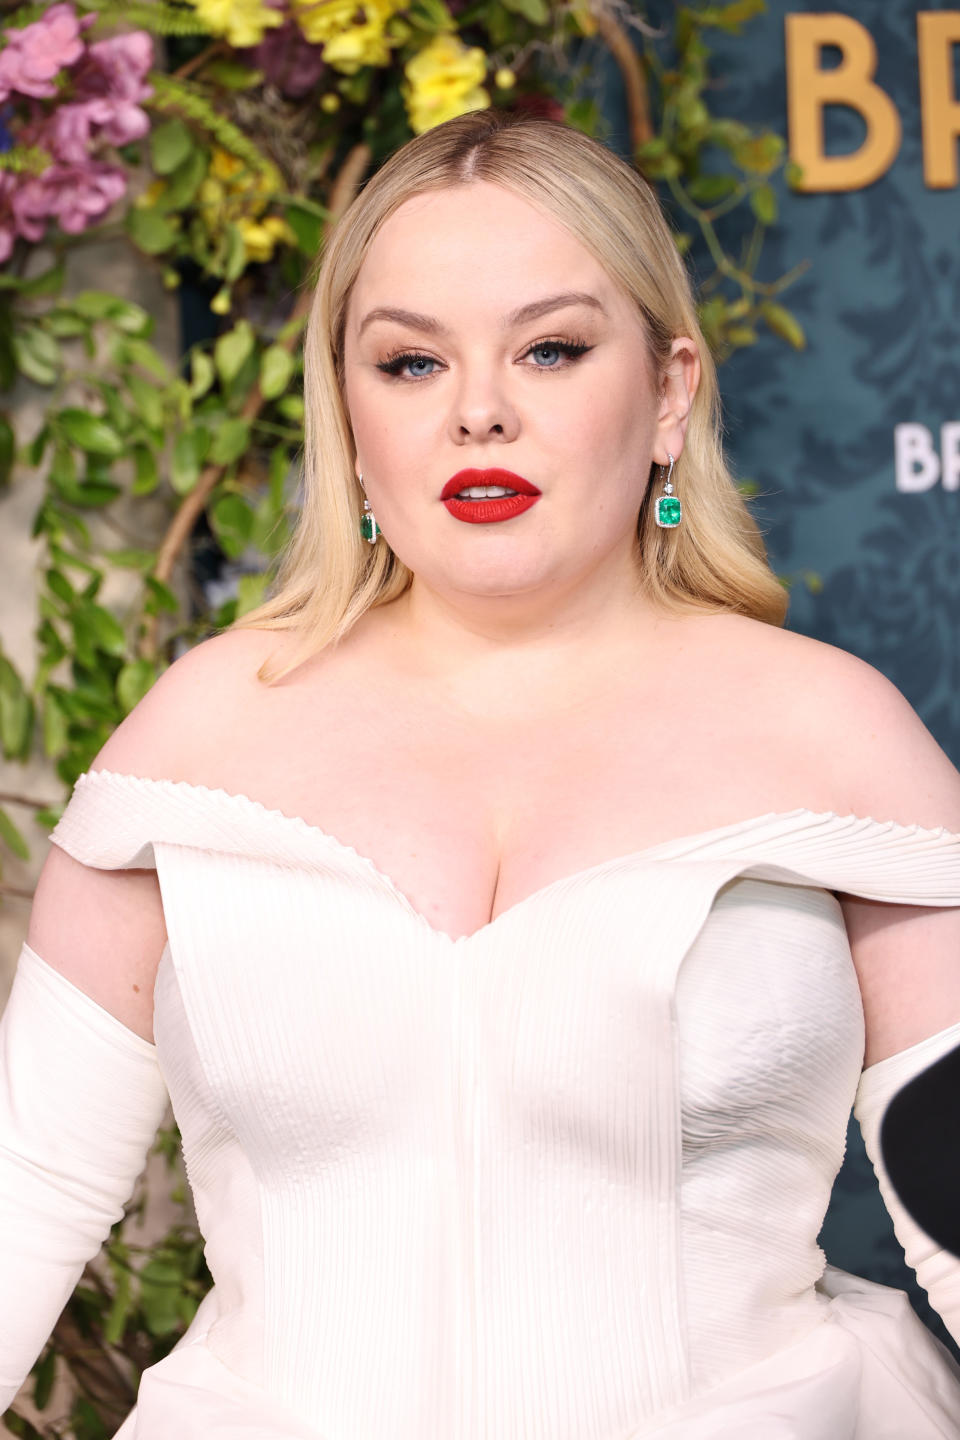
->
[342,180,699,603]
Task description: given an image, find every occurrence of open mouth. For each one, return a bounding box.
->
[441,469,540,525]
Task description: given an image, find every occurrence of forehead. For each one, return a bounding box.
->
[349,181,622,316]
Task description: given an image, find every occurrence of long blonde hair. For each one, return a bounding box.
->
[234,109,787,680]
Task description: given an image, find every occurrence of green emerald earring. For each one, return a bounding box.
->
[654,453,681,529]
[358,473,381,544]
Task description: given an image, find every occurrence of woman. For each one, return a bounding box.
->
[3,110,960,1438]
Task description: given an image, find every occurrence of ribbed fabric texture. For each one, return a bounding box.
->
[46,769,960,1440]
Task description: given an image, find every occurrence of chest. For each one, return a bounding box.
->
[187,682,835,942]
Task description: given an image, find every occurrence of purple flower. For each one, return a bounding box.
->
[12,159,127,236]
[47,160,127,232]
[242,20,326,99]
[8,172,51,243]
[71,31,153,146]
[0,3,86,103]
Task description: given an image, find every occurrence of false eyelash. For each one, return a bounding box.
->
[376,335,595,379]
[376,350,434,376]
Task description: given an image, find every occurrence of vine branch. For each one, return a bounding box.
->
[591,5,653,151]
[139,142,372,662]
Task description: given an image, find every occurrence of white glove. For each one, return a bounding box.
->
[0,942,168,1410]
[854,1019,960,1346]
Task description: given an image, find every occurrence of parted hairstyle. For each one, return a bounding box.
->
[234,109,788,680]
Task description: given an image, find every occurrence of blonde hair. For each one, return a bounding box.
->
[234,109,787,680]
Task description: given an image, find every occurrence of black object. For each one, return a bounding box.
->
[880,1041,960,1258]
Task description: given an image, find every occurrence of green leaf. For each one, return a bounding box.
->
[189,348,216,399]
[12,325,60,385]
[103,1258,133,1346]
[132,443,159,496]
[276,394,304,422]
[283,202,324,257]
[59,409,124,457]
[46,568,74,604]
[139,1256,186,1336]
[0,655,32,758]
[501,0,549,21]
[46,310,89,338]
[42,690,69,758]
[0,805,30,861]
[172,428,209,494]
[150,117,195,175]
[121,338,171,382]
[160,145,208,211]
[204,58,264,88]
[210,492,254,558]
[127,206,179,256]
[106,546,155,569]
[71,292,152,335]
[223,223,247,283]
[32,1345,55,1411]
[762,301,806,350]
[259,344,294,400]
[19,260,65,300]
[686,173,738,204]
[210,416,250,465]
[749,182,778,224]
[85,603,127,657]
[236,571,267,616]
[144,575,180,614]
[116,659,157,714]
[214,320,255,385]
[2,1407,45,1438]
[128,373,164,430]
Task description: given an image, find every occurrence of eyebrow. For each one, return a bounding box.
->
[357,291,606,339]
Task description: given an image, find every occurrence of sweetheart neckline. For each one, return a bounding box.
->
[75,769,959,944]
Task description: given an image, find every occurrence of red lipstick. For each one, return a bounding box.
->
[440,468,541,525]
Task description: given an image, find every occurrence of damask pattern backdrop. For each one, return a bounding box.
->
[677,0,959,1349]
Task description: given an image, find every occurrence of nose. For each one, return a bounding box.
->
[448,361,520,445]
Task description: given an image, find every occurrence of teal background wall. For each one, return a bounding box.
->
[603,0,959,1351]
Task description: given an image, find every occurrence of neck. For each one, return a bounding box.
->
[371,554,674,711]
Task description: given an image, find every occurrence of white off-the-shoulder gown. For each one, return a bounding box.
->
[43,768,960,1438]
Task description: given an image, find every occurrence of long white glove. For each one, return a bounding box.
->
[854,1019,960,1346]
[0,942,168,1411]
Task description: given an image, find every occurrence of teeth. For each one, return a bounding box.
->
[455,485,518,499]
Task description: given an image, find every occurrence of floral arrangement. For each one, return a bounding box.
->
[0,5,806,1426]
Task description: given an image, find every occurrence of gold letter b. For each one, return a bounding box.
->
[786,14,901,192]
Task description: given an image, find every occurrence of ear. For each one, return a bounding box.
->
[652,337,701,466]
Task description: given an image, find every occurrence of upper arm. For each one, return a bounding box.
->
[25,628,279,1042]
[813,649,960,1066]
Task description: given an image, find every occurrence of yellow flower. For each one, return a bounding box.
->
[135,178,168,209]
[292,0,401,72]
[198,148,281,232]
[403,35,490,135]
[190,0,284,47]
[238,215,296,264]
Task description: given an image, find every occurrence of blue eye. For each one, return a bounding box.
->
[377,351,437,379]
[525,338,592,369]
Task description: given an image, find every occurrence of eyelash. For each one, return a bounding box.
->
[376,336,594,380]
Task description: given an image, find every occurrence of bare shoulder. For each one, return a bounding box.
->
[92,626,289,782]
[703,613,960,832]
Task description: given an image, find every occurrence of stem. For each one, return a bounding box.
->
[0,790,55,810]
[138,142,372,662]
[173,41,227,81]
[0,881,35,902]
[591,6,654,149]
